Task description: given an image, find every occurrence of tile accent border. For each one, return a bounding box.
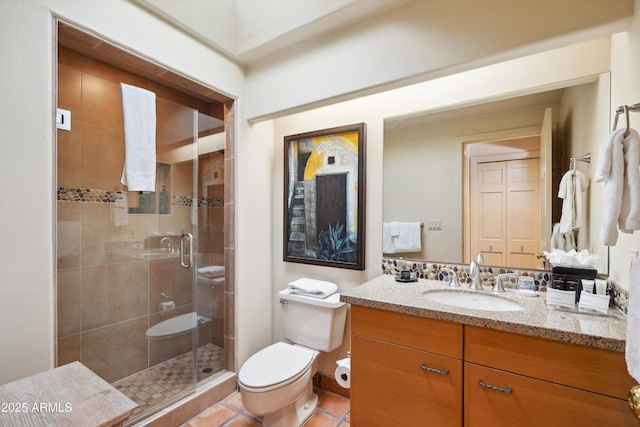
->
[382,257,550,290]
[57,186,123,203]
[57,186,223,208]
[609,280,629,314]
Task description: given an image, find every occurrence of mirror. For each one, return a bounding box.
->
[383,73,611,273]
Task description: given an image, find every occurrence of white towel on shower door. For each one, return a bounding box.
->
[120,83,157,191]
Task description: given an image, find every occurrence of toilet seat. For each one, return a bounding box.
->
[239,342,315,391]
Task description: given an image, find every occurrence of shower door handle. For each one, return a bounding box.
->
[180,233,193,268]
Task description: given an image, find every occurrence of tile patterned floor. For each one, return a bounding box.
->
[112,343,225,420]
[184,389,350,427]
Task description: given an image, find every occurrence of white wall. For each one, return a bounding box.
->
[0,0,275,385]
[270,39,611,375]
[0,0,55,385]
[246,0,632,121]
[609,0,640,286]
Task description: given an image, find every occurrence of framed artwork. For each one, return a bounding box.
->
[283,123,366,270]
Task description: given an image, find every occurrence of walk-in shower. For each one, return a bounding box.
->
[55,22,235,424]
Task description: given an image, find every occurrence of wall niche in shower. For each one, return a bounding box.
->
[127,163,171,215]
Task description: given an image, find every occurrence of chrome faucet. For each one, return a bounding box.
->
[441,268,461,287]
[492,273,515,292]
[468,259,483,290]
[160,237,175,254]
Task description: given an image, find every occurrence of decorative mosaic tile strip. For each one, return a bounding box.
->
[172,195,193,207]
[57,186,124,203]
[609,279,629,314]
[199,196,224,208]
[382,257,550,290]
[172,195,224,208]
[58,186,223,208]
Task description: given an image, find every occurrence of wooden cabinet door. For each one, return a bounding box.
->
[465,325,636,400]
[351,335,462,427]
[464,362,637,427]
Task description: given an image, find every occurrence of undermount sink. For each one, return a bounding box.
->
[425,290,524,312]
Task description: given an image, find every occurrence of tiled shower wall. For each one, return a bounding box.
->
[56,46,228,383]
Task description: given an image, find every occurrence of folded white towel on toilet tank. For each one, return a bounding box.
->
[288,278,338,298]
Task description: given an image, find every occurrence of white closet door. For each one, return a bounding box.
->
[472,161,507,266]
[506,158,541,268]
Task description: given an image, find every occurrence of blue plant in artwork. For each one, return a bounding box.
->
[314,221,356,262]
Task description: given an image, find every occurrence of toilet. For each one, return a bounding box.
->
[238,288,348,427]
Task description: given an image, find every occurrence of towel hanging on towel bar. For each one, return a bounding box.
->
[569,153,591,171]
[595,103,640,246]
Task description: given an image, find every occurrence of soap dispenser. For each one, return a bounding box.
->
[159,185,168,214]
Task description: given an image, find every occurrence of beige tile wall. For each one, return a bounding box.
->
[56,47,231,383]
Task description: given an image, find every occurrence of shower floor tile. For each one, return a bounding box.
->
[112,343,225,419]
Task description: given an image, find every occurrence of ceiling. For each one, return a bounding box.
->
[131,0,408,65]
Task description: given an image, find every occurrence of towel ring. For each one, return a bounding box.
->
[624,105,631,138]
[613,103,640,138]
[612,105,630,137]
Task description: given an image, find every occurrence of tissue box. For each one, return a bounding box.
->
[551,265,597,304]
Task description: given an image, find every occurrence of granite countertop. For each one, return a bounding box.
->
[340,275,628,352]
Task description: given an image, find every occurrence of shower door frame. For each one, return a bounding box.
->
[54,19,237,425]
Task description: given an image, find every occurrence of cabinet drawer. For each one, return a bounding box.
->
[465,363,637,427]
[351,334,462,427]
[465,325,635,399]
[351,305,463,358]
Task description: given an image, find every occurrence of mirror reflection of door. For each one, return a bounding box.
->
[468,136,542,268]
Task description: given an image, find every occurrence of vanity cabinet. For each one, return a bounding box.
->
[350,306,463,426]
[464,325,637,426]
[350,309,637,426]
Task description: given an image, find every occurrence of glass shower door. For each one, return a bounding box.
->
[56,29,228,425]
[129,98,201,421]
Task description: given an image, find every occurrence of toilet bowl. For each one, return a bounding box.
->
[239,342,319,426]
[145,312,210,339]
[238,289,347,427]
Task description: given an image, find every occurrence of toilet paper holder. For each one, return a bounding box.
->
[335,355,351,389]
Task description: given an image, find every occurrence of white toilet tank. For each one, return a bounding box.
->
[278,289,347,352]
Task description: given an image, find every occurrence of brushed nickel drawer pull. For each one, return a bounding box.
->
[478,378,513,393]
[420,363,449,375]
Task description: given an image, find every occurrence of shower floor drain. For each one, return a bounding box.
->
[202,367,213,373]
